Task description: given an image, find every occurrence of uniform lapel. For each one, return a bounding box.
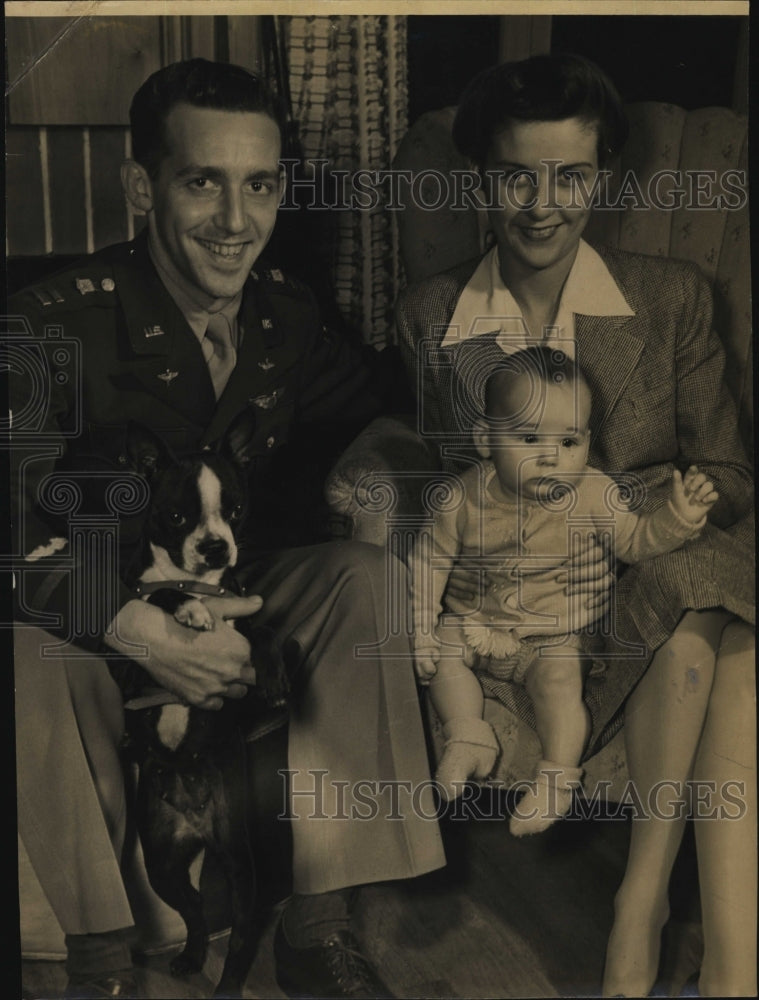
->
[110,239,217,426]
[575,313,643,443]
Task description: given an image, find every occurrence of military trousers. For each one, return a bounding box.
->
[16,540,446,935]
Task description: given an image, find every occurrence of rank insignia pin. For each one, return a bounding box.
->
[75,278,96,295]
[157,369,178,385]
[250,389,280,410]
[258,357,275,370]
[144,325,165,338]
[262,318,274,330]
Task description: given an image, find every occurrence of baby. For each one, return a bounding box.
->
[412,345,717,835]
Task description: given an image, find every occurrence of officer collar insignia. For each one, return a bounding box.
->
[144,325,165,338]
[157,369,179,385]
[75,278,96,295]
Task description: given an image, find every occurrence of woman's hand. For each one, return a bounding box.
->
[444,566,490,605]
[443,534,613,632]
[104,595,262,710]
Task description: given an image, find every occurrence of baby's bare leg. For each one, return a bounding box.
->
[524,648,590,766]
[428,655,484,723]
[509,649,589,836]
[428,627,498,801]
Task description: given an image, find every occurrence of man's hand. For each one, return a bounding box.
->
[104,595,263,710]
[671,465,718,523]
[443,534,614,632]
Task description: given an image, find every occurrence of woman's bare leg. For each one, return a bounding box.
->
[602,609,729,997]
[694,621,756,998]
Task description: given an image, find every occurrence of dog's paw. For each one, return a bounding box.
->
[174,598,214,631]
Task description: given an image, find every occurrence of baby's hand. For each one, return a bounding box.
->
[414,647,440,685]
[671,466,719,523]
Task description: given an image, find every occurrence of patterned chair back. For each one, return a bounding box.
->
[393,102,752,452]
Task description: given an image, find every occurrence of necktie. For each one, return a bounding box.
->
[203,312,237,399]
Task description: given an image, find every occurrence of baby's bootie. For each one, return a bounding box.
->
[435,717,499,801]
[509,759,583,836]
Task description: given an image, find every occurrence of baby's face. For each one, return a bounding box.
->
[477,379,591,502]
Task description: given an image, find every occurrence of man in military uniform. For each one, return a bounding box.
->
[12,59,445,998]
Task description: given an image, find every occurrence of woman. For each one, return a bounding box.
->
[396,53,755,998]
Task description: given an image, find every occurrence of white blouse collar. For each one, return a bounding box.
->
[441,239,635,354]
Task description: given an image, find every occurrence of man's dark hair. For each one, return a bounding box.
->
[452,53,628,170]
[483,345,590,422]
[130,58,285,177]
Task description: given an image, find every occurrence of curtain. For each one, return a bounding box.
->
[281,15,408,348]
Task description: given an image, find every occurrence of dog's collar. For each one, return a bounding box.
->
[133,579,230,597]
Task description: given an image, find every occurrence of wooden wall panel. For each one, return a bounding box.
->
[227,16,263,73]
[498,16,552,63]
[6,130,46,256]
[7,16,162,125]
[90,129,131,251]
[47,128,87,255]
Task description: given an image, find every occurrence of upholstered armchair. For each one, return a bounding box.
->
[326,101,751,796]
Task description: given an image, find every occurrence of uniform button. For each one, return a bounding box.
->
[101,277,115,292]
[266,435,275,448]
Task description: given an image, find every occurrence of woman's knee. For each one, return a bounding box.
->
[652,609,731,685]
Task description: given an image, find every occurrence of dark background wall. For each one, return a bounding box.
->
[551,16,743,109]
[408,15,746,122]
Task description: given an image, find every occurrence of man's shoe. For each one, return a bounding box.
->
[63,971,142,999]
[274,921,395,998]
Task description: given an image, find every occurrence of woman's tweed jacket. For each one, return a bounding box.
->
[396,245,754,753]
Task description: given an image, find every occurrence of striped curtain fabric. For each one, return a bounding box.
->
[283,15,408,348]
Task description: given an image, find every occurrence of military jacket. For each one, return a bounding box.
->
[9,233,379,641]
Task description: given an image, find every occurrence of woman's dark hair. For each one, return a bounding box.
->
[130,58,285,177]
[452,53,628,169]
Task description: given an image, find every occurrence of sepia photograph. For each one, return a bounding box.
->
[6,2,754,998]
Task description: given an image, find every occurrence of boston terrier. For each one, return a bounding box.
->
[111,419,289,999]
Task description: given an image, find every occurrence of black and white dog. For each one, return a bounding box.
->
[112,419,289,999]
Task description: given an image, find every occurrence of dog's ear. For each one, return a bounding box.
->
[124,421,175,478]
[214,409,258,468]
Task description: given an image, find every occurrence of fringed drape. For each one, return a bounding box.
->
[283,15,408,348]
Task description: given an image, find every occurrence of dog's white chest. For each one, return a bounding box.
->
[156,704,191,750]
